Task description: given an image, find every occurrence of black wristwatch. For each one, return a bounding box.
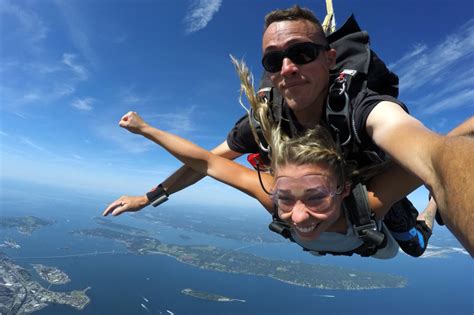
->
[146,184,169,207]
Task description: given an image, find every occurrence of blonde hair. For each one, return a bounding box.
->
[231,56,350,185]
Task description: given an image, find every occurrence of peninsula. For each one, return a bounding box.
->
[74,227,407,290]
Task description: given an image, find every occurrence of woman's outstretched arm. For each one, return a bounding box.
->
[113,111,274,212]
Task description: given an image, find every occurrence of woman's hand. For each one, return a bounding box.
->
[119,111,149,134]
[102,195,150,216]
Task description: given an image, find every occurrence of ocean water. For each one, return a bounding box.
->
[1,179,473,315]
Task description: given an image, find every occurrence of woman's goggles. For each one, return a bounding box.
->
[261,42,330,73]
[271,174,342,213]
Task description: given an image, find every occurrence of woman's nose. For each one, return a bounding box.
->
[291,200,309,224]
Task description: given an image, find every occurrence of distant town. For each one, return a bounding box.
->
[0,253,90,314]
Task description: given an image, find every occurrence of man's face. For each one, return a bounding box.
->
[262,20,336,116]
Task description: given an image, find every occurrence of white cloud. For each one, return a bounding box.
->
[118,86,147,105]
[421,88,474,115]
[146,105,197,135]
[53,0,98,67]
[62,53,88,80]
[19,136,49,153]
[0,1,48,43]
[388,43,427,70]
[391,18,474,115]
[94,122,154,154]
[392,19,474,92]
[184,0,222,35]
[72,97,95,111]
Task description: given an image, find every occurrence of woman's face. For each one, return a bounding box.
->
[273,163,347,240]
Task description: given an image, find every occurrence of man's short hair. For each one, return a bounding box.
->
[264,5,327,44]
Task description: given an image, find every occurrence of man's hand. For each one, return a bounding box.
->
[102,195,150,216]
[119,111,148,134]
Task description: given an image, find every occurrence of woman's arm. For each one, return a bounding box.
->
[119,111,274,212]
[367,116,474,219]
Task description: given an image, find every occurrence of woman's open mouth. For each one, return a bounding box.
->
[294,222,319,234]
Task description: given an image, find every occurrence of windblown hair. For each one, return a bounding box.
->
[263,5,327,45]
[231,56,350,186]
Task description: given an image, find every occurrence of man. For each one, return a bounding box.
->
[104,6,473,255]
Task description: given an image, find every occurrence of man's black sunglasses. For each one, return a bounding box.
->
[261,42,330,73]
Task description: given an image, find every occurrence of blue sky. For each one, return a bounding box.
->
[1,0,473,210]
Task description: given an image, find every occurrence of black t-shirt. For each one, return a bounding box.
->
[226,88,408,159]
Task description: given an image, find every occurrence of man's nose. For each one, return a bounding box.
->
[280,57,299,76]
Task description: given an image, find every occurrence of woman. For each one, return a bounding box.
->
[103,59,437,258]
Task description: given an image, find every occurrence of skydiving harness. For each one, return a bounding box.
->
[258,71,387,256]
[252,15,400,257]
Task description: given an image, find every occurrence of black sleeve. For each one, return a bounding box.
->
[226,114,260,154]
[352,89,409,148]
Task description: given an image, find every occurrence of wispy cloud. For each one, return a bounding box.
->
[62,53,88,80]
[145,105,197,135]
[19,136,50,153]
[53,0,98,67]
[183,0,222,35]
[95,122,154,154]
[0,1,48,43]
[118,86,148,105]
[390,19,474,115]
[0,54,82,114]
[72,97,95,111]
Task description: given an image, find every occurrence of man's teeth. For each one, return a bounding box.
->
[295,224,317,233]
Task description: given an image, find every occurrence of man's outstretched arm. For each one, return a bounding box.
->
[102,140,242,216]
[367,104,474,255]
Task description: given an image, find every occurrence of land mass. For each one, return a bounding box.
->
[0,216,55,235]
[74,227,407,290]
[181,288,245,302]
[0,253,90,314]
[32,264,71,285]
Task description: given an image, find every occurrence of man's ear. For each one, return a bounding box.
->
[341,181,351,198]
[326,48,336,69]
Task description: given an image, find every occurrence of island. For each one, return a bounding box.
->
[0,253,90,314]
[33,264,71,285]
[0,239,21,249]
[73,227,407,290]
[0,216,55,235]
[181,288,245,302]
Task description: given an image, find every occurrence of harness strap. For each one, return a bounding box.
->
[344,181,385,248]
[326,69,362,161]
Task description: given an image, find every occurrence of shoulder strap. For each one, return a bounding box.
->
[343,180,386,249]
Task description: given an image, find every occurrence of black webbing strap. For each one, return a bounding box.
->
[344,180,385,248]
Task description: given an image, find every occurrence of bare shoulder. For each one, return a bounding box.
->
[366,101,423,138]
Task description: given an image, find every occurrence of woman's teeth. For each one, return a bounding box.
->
[295,223,318,233]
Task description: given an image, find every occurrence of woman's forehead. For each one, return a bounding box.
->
[275,163,336,178]
[273,174,336,191]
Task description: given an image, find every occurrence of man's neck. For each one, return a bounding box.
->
[293,103,323,129]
